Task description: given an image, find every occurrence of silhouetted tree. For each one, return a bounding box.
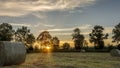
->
[107,44,115,51]
[112,23,120,45]
[63,42,70,50]
[83,40,89,50]
[72,28,85,50]
[26,33,35,44]
[52,36,60,50]
[89,25,109,49]
[15,26,35,49]
[117,44,120,50]
[37,31,52,48]
[0,23,14,41]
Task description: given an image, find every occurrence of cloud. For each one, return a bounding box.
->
[69,10,83,14]
[44,24,92,32]
[48,25,114,36]
[34,23,55,27]
[104,27,113,34]
[9,22,55,28]
[51,33,72,35]
[31,12,47,19]
[39,24,93,36]
[9,23,32,27]
[0,0,96,17]
[51,32,90,36]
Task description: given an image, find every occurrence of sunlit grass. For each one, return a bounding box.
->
[3,53,120,68]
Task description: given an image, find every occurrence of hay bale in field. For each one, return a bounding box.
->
[0,41,26,66]
[110,49,120,57]
[81,49,86,53]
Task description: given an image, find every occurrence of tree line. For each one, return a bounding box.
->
[0,23,120,51]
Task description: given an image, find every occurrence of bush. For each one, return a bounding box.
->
[117,44,120,50]
[62,43,70,50]
[107,44,115,51]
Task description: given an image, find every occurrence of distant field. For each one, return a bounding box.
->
[3,52,120,68]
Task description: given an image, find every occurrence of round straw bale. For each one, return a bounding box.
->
[110,49,120,57]
[0,41,26,66]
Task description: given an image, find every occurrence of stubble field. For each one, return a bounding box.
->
[3,52,120,68]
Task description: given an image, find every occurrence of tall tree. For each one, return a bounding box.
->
[15,26,35,46]
[72,28,85,50]
[0,23,14,41]
[52,36,60,50]
[112,23,120,44]
[89,25,108,49]
[26,33,35,44]
[37,31,52,48]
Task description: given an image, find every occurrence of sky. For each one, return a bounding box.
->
[0,0,120,45]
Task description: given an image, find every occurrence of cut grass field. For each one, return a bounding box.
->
[3,52,120,68]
